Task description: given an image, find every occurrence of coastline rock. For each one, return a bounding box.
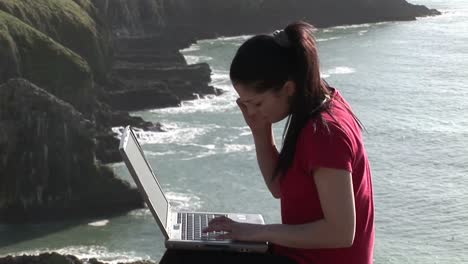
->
[162,0,440,37]
[0,252,157,264]
[0,79,143,223]
[104,34,218,111]
[106,60,218,110]
[94,0,440,40]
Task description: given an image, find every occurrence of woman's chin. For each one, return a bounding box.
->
[272,117,285,124]
[271,114,290,124]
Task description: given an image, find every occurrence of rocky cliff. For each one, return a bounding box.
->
[93,0,220,112]
[95,0,439,39]
[0,252,157,264]
[0,0,149,222]
[0,79,143,222]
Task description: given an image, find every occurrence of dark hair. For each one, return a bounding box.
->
[230,21,361,180]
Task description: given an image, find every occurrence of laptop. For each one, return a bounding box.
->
[119,125,269,253]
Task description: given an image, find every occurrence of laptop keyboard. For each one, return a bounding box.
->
[177,213,228,241]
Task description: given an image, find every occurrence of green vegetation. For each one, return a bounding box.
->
[0,10,94,113]
[0,0,112,83]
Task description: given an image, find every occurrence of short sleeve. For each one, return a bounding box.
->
[301,121,354,173]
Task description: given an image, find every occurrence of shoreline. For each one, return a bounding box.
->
[0,252,158,264]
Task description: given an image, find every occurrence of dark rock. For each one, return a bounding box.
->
[113,63,211,83]
[0,253,83,264]
[113,53,187,67]
[90,96,163,164]
[162,0,441,37]
[91,0,166,38]
[104,34,216,111]
[92,96,155,129]
[95,0,439,40]
[0,79,143,223]
[106,87,181,111]
[0,253,158,264]
[94,132,123,164]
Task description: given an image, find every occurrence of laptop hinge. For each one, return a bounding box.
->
[166,204,172,238]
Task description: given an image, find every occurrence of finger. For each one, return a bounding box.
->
[202,225,226,233]
[203,221,232,233]
[208,216,233,225]
[203,216,234,233]
[216,233,234,241]
[202,223,222,233]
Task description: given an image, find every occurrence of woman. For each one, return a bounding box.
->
[162,21,374,264]
[206,20,375,263]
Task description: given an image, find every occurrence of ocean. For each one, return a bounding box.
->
[1,0,467,263]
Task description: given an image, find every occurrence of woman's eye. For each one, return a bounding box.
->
[255,102,262,107]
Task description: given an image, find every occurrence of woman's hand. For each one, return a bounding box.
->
[236,98,271,134]
[202,216,267,242]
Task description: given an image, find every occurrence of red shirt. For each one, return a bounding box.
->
[274,90,375,264]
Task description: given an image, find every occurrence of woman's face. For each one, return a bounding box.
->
[234,81,295,123]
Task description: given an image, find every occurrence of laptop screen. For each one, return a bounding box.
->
[120,127,169,230]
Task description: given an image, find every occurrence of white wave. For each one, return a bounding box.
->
[236,126,253,136]
[223,144,255,153]
[438,9,467,19]
[215,35,252,42]
[166,191,203,211]
[180,150,217,161]
[145,150,178,156]
[179,143,216,150]
[87,220,109,227]
[325,66,356,75]
[5,246,151,264]
[112,126,169,145]
[180,44,200,53]
[183,55,213,65]
[211,70,230,87]
[214,82,236,93]
[128,208,152,217]
[150,93,237,115]
[152,127,206,145]
[321,73,331,79]
[333,23,372,29]
[358,30,369,35]
[113,125,211,145]
[317,36,342,42]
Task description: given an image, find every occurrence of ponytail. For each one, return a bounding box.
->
[273,22,332,179]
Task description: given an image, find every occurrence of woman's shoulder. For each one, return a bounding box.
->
[302,116,349,142]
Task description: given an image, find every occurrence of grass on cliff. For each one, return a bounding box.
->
[0,10,94,112]
[0,0,111,83]
[0,0,98,35]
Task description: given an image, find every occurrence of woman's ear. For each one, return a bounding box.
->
[284,80,296,97]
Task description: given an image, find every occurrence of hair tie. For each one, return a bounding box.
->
[273,30,291,48]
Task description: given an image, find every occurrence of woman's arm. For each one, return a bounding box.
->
[252,126,282,198]
[236,98,282,198]
[204,167,356,248]
[263,167,356,248]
